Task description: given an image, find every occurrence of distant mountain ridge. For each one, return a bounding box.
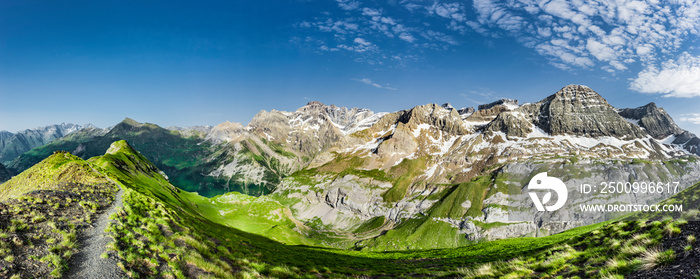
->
[0,123,95,164]
[6,102,384,197]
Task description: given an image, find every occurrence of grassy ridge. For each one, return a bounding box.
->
[0,152,108,201]
[0,152,119,278]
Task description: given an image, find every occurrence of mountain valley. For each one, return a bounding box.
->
[2,85,700,278]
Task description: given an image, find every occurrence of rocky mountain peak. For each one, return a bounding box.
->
[120,117,142,127]
[398,103,467,135]
[555,84,594,95]
[0,131,13,140]
[529,85,647,139]
[206,121,247,144]
[216,121,244,130]
[478,99,519,111]
[458,107,475,116]
[618,102,683,139]
[305,101,325,107]
[441,103,474,119]
[247,102,380,156]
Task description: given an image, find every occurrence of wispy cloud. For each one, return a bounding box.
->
[680,113,700,125]
[336,0,360,11]
[297,1,470,64]
[630,52,700,98]
[298,0,700,88]
[461,88,501,105]
[458,0,700,73]
[427,2,467,22]
[353,78,397,90]
[338,37,378,53]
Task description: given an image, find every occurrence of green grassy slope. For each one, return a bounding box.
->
[196,191,314,245]
[90,140,313,246]
[0,151,108,201]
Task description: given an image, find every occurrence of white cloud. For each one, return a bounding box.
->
[315,19,359,34]
[680,113,700,125]
[361,7,381,17]
[336,0,360,11]
[353,78,397,90]
[300,0,700,73]
[422,30,458,45]
[297,0,467,65]
[630,52,700,97]
[427,2,467,22]
[337,37,377,53]
[447,21,468,34]
[585,38,615,61]
[354,37,370,45]
[398,32,416,43]
[459,0,700,72]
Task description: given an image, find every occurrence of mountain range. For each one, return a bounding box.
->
[3,85,700,250]
[1,84,700,278]
[0,123,96,165]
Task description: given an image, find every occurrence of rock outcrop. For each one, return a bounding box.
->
[277,174,436,230]
[458,107,475,117]
[396,103,468,135]
[674,131,700,155]
[618,102,684,139]
[486,110,533,137]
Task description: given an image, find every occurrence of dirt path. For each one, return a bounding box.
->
[66,185,126,279]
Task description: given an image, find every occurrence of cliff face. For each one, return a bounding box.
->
[618,102,684,139]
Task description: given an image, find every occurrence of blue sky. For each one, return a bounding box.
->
[1,0,699,135]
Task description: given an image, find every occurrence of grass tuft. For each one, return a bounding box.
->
[641,248,675,270]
